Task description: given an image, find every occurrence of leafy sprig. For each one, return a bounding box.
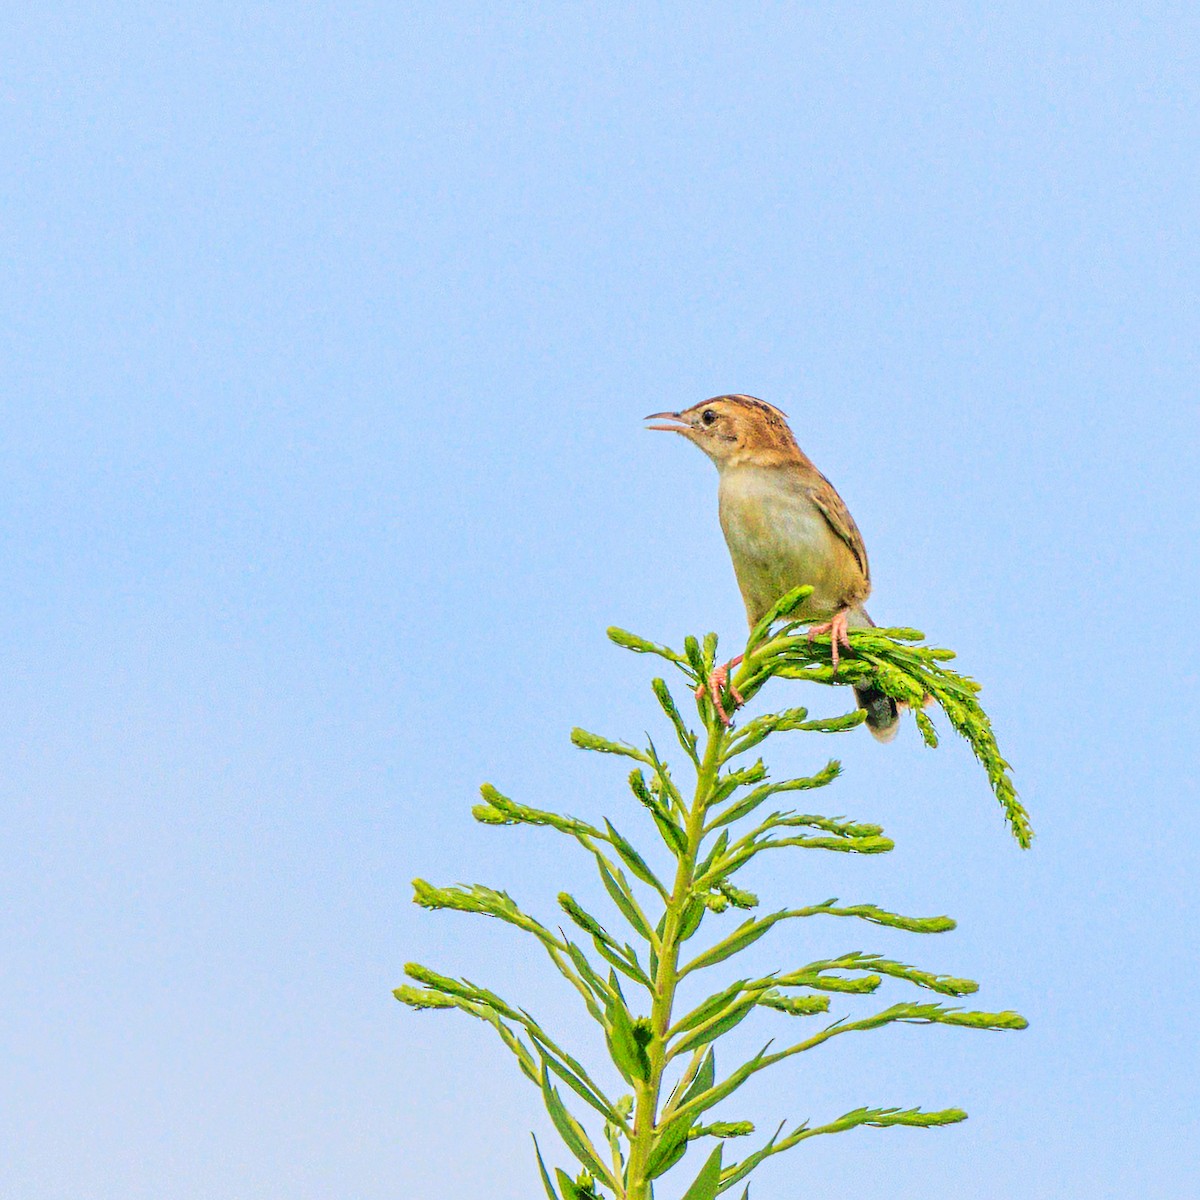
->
[399,602,1030,1199]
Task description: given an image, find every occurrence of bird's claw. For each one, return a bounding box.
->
[806,610,853,669]
[695,659,745,726]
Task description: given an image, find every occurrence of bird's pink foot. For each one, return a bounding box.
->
[807,609,852,668]
[695,655,745,725]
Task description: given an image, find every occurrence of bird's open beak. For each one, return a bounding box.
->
[644,411,692,433]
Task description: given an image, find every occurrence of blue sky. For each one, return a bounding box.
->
[2,5,1197,1198]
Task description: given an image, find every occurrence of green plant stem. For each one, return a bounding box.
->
[625,708,727,1200]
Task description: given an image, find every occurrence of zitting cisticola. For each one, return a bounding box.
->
[646,394,900,741]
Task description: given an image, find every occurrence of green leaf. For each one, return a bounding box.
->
[671,993,759,1057]
[558,894,653,990]
[532,1136,561,1200]
[650,1055,710,1176]
[604,820,666,892]
[677,895,706,942]
[502,1033,544,1084]
[680,1144,723,1200]
[653,677,700,764]
[652,808,689,856]
[681,915,779,975]
[629,768,688,854]
[555,1168,587,1200]
[557,893,613,943]
[680,1047,716,1109]
[538,1045,621,1124]
[695,830,729,879]
[646,1113,694,1179]
[645,738,687,813]
[595,857,655,943]
[594,940,654,991]
[724,708,809,757]
[747,585,814,648]
[672,980,748,1036]
[539,1068,615,1188]
[673,1043,774,1124]
[708,761,841,830]
[562,940,614,1003]
[627,767,656,810]
[710,762,767,805]
[604,991,650,1085]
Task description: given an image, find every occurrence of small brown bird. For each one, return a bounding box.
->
[646,394,900,741]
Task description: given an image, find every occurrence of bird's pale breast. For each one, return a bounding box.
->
[718,465,866,625]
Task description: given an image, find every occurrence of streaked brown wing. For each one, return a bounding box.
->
[807,476,870,584]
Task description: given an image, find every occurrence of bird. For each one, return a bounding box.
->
[645,394,900,742]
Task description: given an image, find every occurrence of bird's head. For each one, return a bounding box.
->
[645,395,801,469]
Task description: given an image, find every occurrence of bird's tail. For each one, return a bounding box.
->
[853,682,901,742]
[849,607,900,743]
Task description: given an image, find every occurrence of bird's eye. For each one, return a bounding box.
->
[701,409,717,426]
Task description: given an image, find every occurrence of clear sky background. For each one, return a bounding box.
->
[2,5,1198,1199]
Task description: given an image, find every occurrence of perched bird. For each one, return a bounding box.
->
[646,394,900,741]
